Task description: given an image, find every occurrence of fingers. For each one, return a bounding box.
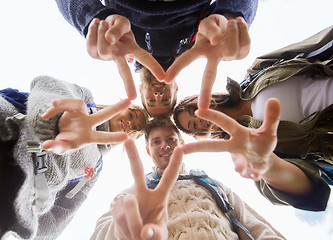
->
[196,109,241,136]
[41,99,86,120]
[260,98,281,136]
[105,15,131,44]
[124,139,147,190]
[157,147,183,197]
[114,56,137,100]
[90,99,131,125]
[124,195,143,240]
[97,20,114,60]
[198,14,227,46]
[141,224,166,240]
[221,20,239,60]
[165,48,199,83]
[89,131,128,144]
[86,18,100,59]
[182,140,230,154]
[132,47,166,82]
[42,139,74,155]
[198,58,219,109]
[235,17,250,59]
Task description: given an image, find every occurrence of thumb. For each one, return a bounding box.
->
[105,15,131,44]
[198,15,227,45]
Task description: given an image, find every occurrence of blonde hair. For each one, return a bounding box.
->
[96,104,149,144]
[137,66,177,117]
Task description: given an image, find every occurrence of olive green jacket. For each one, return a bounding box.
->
[227,25,333,211]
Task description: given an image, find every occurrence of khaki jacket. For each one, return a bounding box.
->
[226,26,333,211]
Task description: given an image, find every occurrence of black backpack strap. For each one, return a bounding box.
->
[190,170,255,240]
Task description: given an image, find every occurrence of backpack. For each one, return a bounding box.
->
[146,169,255,240]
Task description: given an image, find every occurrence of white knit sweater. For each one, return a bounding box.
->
[91,165,285,240]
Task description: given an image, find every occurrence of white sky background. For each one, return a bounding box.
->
[1,0,333,239]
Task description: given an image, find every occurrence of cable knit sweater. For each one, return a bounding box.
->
[0,76,111,239]
[91,165,285,240]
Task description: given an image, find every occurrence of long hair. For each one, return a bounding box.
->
[173,93,237,139]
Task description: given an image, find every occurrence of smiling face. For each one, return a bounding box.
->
[109,108,146,133]
[146,126,181,169]
[139,67,177,116]
[140,80,177,116]
[177,107,213,133]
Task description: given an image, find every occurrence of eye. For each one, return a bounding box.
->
[129,112,133,119]
[193,122,196,130]
[148,99,155,103]
[153,140,161,145]
[162,98,169,102]
[168,137,176,142]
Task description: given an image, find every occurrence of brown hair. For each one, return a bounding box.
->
[172,93,237,139]
[144,117,182,145]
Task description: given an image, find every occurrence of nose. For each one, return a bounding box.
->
[161,141,170,150]
[126,120,132,129]
[154,92,163,101]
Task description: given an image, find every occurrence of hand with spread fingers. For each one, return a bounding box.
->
[41,98,131,154]
[86,15,166,100]
[165,15,250,109]
[112,139,183,240]
[182,98,280,180]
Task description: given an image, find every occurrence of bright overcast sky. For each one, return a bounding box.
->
[1,0,333,239]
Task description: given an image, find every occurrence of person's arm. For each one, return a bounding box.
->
[219,182,286,240]
[212,0,258,27]
[182,98,331,211]
[256,157,330,211]
[165,0,256,108]
[55,0,117,36]
[261,153,314,196]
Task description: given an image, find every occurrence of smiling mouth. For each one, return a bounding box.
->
[160,152,172,158]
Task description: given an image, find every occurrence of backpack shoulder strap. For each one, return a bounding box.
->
[145,172,160,189]
[190,169,255,240]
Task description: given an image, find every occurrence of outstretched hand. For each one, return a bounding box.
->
[41,98,131,154]
[112,139,183,240]
[165,15,250,109]
[182,98,280,180]
[86,15,166,100]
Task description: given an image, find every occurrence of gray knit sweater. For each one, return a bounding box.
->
[0,76,111,239]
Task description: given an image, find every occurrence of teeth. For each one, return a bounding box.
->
[161,153,171,157]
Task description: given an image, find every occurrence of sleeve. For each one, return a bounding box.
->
[246,25,333,75]
[255,158,331,211]
[90,189,132,240]
[35,176,99,240]
[55,0,119,36]
[26,75,94,142]
[0,95,21,141]
[216,181,286,240]
[210,0,258,26]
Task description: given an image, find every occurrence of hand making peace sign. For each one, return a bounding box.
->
[111,139,183,240]
[41,98,131,154]
[165,15,250,109]
[86,15,166,100]
[182,98,280,180]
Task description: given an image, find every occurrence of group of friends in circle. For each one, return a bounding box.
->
[1,0,332,240]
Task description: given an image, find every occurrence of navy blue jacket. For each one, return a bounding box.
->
[55,0,258,70]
